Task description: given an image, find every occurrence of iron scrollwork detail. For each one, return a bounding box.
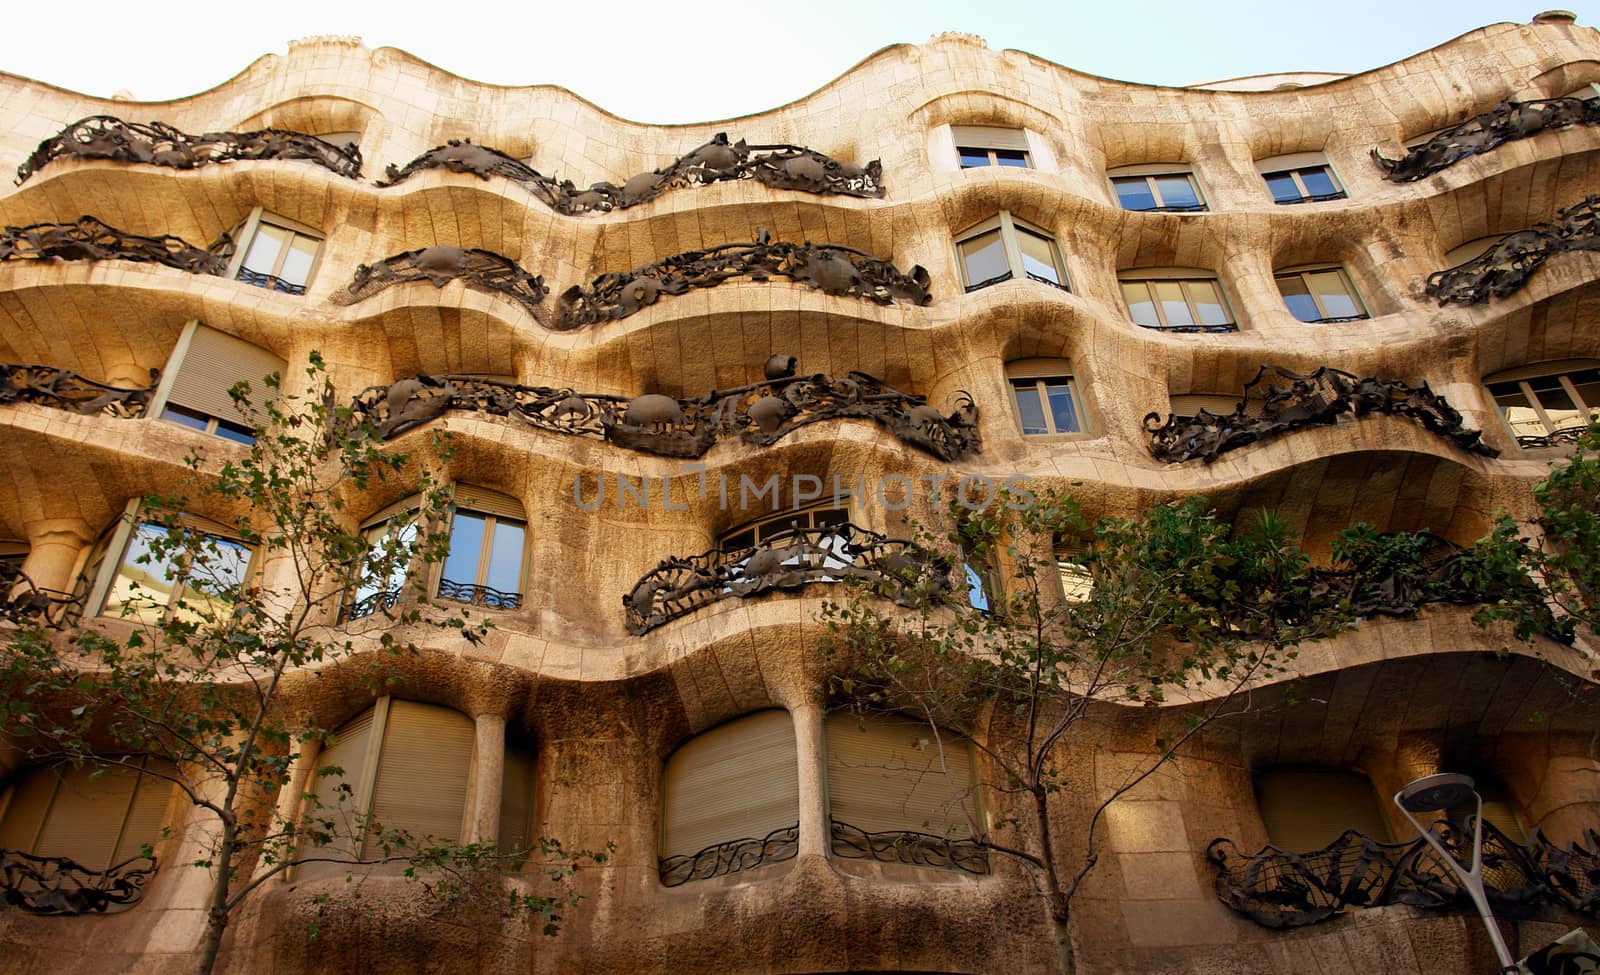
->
[558,228,931,327]
[1208,822,1600,929]
[0,216,232,276]
[829,820,990,875]
[1372,96,1600,183]
[16,115,362,185]
[1143,365,1498,463]
[624,522,952,635]
[658,824,800,887]
[0,849,158,914]
[378,132,883,213]
[1,364,158,418]
[0,563,80,628]
[1425,195,1600,305]
[330,246,547,317]
[351,355,980,462]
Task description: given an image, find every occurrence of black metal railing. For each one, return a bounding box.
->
[829,820,990,875]
[436,579,521,610]
[342,589,402,622]
[1426,195,1600,305]
[624,523,952,635]
[658,824,799,887]
[1300,314,1370,325]
[1025,271,1071,291]
[0,363,157,419]
[1372,95,1600,182]
[0,562,81,627]
[0,849,158,915]
[1135,321,1239,334]
[1276,191,1346,205]
[963,269,1013,293]
[1517,424,1595,450]
[235,267,307,295]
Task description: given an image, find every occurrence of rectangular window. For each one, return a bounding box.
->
[1487,364,1600,446]
[228,210,323,295]
[1119,276,1235,332]
[956,212,1068,293]
[1008,376,1082,436]
[1274,267,1368,323]
[154,323,286,444]
[101,520,252,625]
[950,125,1031,169]
[1261,166,1345,205]
[439,511,526,609]
[1110,172,1206,212]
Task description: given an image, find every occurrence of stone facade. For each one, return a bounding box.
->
[1,14,1599,975]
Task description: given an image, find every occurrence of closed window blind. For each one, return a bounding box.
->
[662,710,798,859]
[825,713,976,839]
[951,125,1029,151]
[298,708,376,878]
[1255,768,1392,851]
[165,324,286,422]
[363,701,475,856]
[0,760,175,870]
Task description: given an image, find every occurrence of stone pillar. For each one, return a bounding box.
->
[104,361,158,392]
[468,713,506,844]
[1527,755,1600,843]
[21,518,93,593]
[793,703,829,858]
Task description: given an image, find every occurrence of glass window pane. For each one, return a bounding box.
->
[161,404,211,433]
[964,563,989,612]
[279,234,318,287]
[1571,369,1600,416]
[1121,282,1160,326]
[441,512,487,589]
[1298,167,1339,198]
[176,537,250,624]
[1057,561,1094,603]
[959,230,1009,285]
[1112,177,1158,212]
[241,224,289,274]
[721,527,756,552]
[1310,271,1362,318]
[105,524,179,623]
[1017,230,1061,284]
[1010,379,1049,435]
[1264,172,1302,204]
[1187,280,1231,326]
[213,419,256,445]
[359,520,416,601]
[1276,275,1321,322]
[1153,175,1200,209]
[994,149,1029,167]
[957,148,991,169]
[1044,381,1080,433]
[1154,281,1195,327]
[485,521,525,595]
[1489,381,1546,439]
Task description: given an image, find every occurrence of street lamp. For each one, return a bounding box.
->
[1394,773,1518,973]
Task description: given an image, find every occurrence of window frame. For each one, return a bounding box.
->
[658,709,800,875]
[85,500,257,625]
[1106,163,1208,213]
[954,211,1069,294]
[436,502,528,610]
[146,321,286,446]
[1255,152,1346,206]
[1483,359,1600,447]
[0,756,179,872]
[949,125,1032,170]
[224,207,325,296]
[1117,269,1238,333]
[1005,358,1088,438]
[1273,265,1370,324]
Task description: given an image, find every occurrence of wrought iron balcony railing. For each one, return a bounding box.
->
[0,563,81,627]
[0,363,157,418]
[830,820,990,875]
[1373,95,1600,183]
[658,823,799,887]
[1209,822,1600,929]
[1135,321,1239,334]
[0,849,158,915]
[234,267,307,295]
[1426,194,1600,305]
[624,522,952,635]
[435,579,521,610]
[0,216,231,277]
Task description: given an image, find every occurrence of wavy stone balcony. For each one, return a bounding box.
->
[1372,94,1600,183]
[1426,194,1600,305]
[0,216,230,276]
[623,522,951,635]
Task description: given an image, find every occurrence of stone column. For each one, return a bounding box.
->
[468,713,506,844]
[21,518,93,593]
[793,703,829,858]
[104,361,158,393]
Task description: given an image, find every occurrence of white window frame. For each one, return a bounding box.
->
[1005,359,1087,437]
[1106,163,1208,213]
[146,322,284,445]
[85,500,256,625]
[954,212,1068,293]
[1255,152,1346,205]
[1118,268,1237,332]
[436,487,529,609]
[950,125,1032,169]
[224,207,325,296]
[1273,265,1370,324]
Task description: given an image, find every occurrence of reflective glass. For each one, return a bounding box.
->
[485,521,525,595]
[1276,275,1321,322]
[105,523,179,623]
[1489,381,1545,439]
[241,224,289,275]
[1188,281,1231,326]
[1153,175,1200,209]
[440,512,487,591]
[995,149,1029,167]
[280,235,318,287]
[1017,230,1062,284]
[1045,381,1080,433]
[358,520,417,603]
[1154,281,1194,326]
[959,230,1009,285]
[1112,177,1158,212]
[957,148,991,169]
[1121,282,1160,327]
[214,419,256,445]
[964,563,989,612]
[1057,560,1094,603]
[1298,167,1340,198]
[161,404,211,433]
[1264,172,1302,204]
[176,538,250,624]
[1310,271,1362,318]
[1010,379,1049,435]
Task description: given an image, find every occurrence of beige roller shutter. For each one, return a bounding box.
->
[499,746,537,855]
[453,485,525,522]
[1255,768,1393,851]
[33,764,139,870]
[166,324,286,421]
[363,701,474,856]
[951,125,1029,151]
[0,769,60,853]
[298,708,376,878]
[662,709,798,858]
[825,713,976,838]
[112,761,177,864]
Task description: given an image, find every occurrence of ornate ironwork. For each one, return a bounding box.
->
[658,823,799,887]
[1518,425,1594,450]
[1208,822,1600,929]
[0,563,80,627]
[0,216,231,276]
[1426,195,1600,305]
[377,133,883,213]
[235,267,306,296]
[0,850,157,914]
[330,246,547,316]
[343,589,402,623]
[829,820,990,875]
[1136,321,1239,334]
[351,357,979,462]
[1,364,157,417]
[435,579,521,610]
[1373,96,1600,183]
[1143,365,1497,463]
[558,229,931,327]
[625,522,952,635]
[15,115,362,185]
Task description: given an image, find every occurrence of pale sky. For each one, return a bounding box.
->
[1,2,1590,124]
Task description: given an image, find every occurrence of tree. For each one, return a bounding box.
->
[820,491,1351,972]
[0,356,601,975]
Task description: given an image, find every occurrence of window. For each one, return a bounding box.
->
[825,713,982,863]
[955,212,1068,293]
[0,758,177,871]
[438,486,527,609]
[297,698,477,879]
[1119,270,1236,332]
[1274,266,1369,323]
[1254,768,1392,851]
[720,502,853,578]
[226,208,322,295]
[347,499,422,621]
[1484,360,1600,447]
[1108,164,1207,213]
[151,323,285,445]
[1005,359,1085,436]
[1443,234,1503,268]
[88,506,254,626]
[660,710,799,883]
[1054,540,1093,604]
[950,125,1031,169]
[1255,152,1346,205]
